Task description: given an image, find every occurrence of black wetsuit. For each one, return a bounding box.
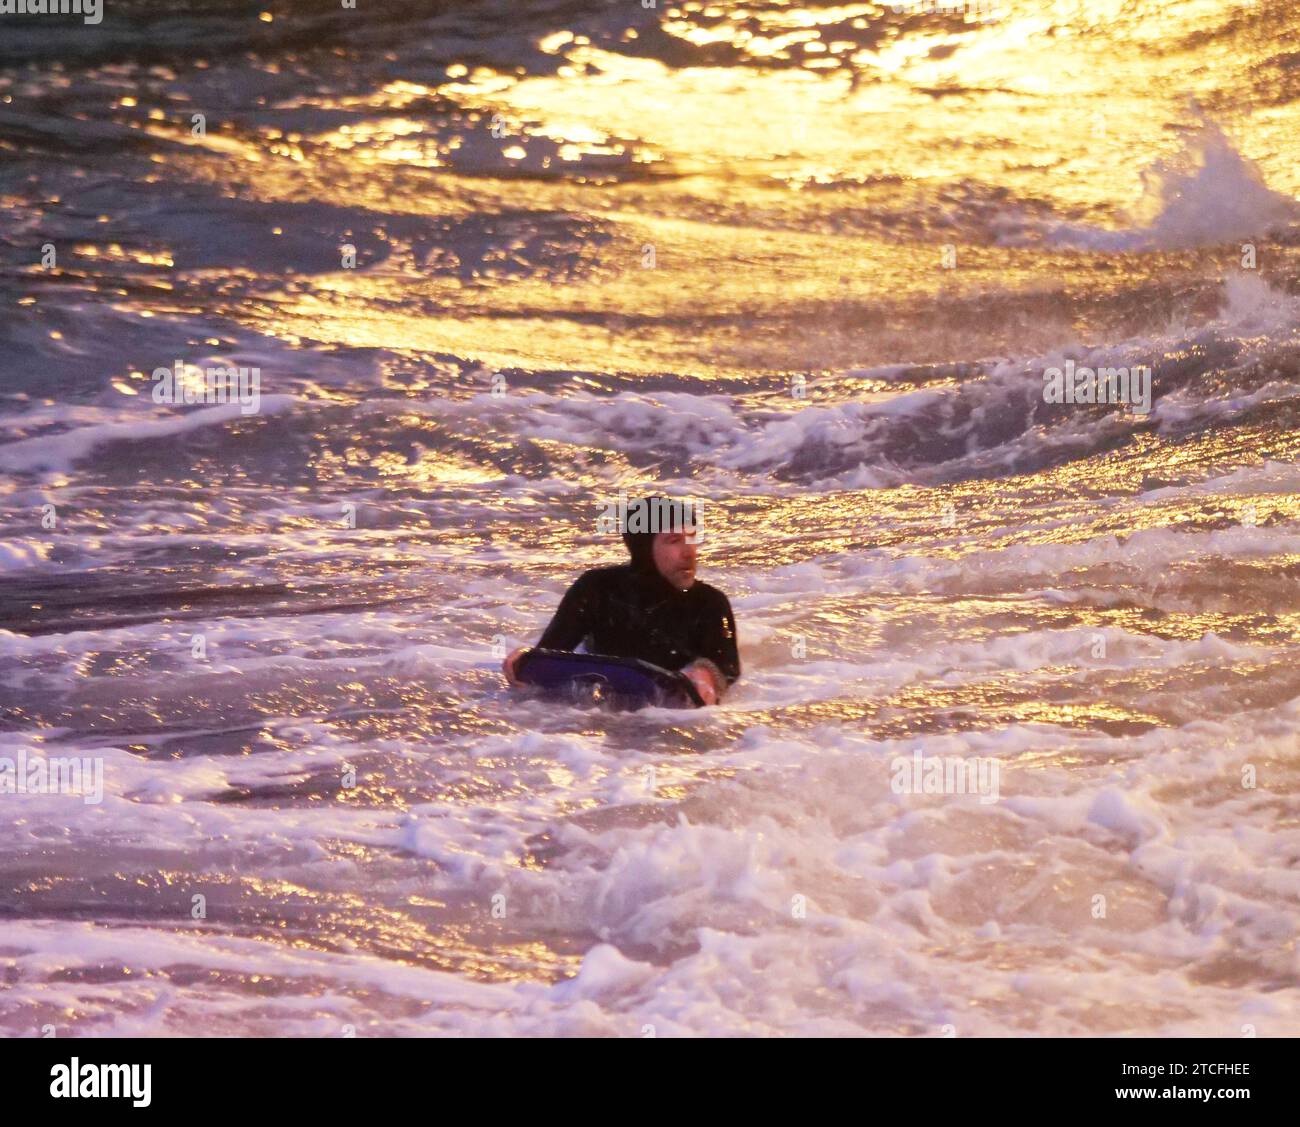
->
[537,564,741,686]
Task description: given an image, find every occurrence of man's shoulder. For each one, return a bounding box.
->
[570,564,633,588]
[689,579,734,610]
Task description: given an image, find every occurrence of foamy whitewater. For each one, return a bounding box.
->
[1,0,1299,1036]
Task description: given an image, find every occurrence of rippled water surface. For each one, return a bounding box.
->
[1,0,1299,1036]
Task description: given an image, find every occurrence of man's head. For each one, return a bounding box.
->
[621,496,700,590]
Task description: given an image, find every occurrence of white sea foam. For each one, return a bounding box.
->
[1020,121,1300,252]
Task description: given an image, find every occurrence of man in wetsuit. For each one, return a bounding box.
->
[502,499,740,704]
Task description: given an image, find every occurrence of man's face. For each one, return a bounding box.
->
[652,530,698,590]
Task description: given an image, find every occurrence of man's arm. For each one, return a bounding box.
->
[504,572,598,683]
[701,592,741,685]
[536,571,597,651]
[683,591,740,702]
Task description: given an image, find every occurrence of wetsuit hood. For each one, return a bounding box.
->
[621,529,660,575]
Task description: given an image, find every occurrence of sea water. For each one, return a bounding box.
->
[0,0,1298,1036]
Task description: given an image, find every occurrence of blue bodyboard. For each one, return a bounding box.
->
[513,648,704,710]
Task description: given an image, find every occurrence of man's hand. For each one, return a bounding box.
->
[681,659,722,705]
[502,646,528,684]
